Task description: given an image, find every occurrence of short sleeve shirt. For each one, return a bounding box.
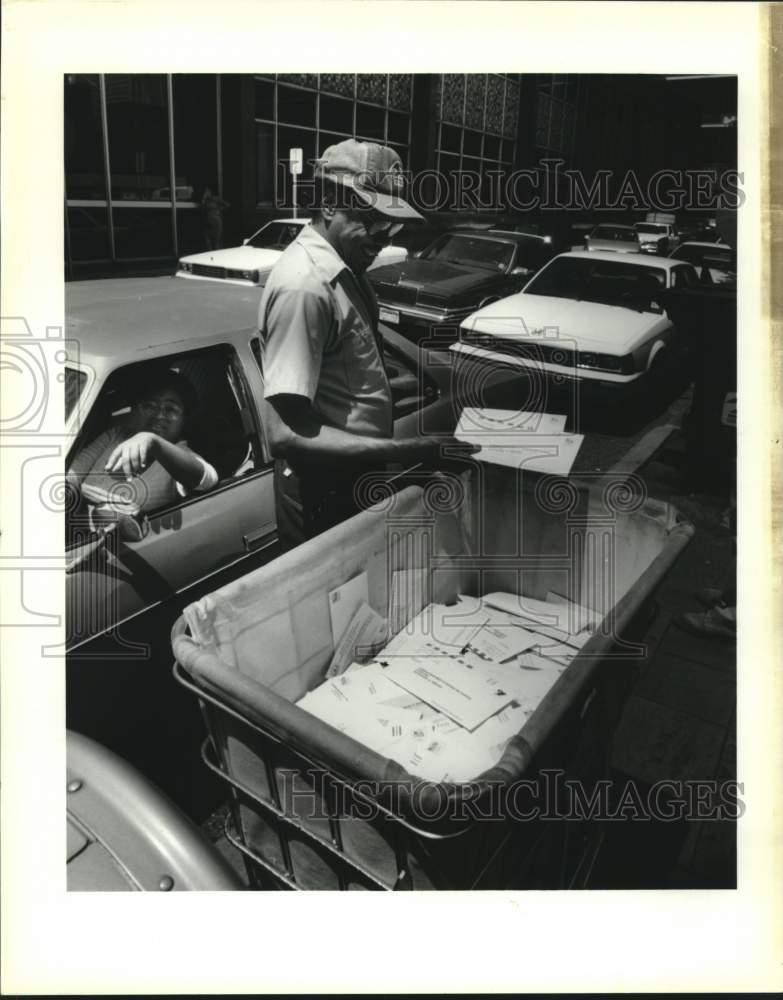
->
[258,225,393,438]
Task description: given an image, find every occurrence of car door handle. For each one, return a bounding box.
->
[243,523,275,551]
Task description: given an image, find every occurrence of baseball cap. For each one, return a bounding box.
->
[315,138,424,222]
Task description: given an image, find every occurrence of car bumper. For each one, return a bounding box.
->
[377,299,476,331]
[175,270,262,287]
[449,342,644,389]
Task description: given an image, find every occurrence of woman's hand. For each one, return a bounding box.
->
[105,432,161,478]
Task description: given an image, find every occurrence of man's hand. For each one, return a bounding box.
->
[105,432,160,478]
[419,435,481,467]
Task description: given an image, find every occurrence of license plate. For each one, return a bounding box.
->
[379,307,400,325]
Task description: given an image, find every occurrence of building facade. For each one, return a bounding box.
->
[64,72,735,278]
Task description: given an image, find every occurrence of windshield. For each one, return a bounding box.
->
[247,221,304,249]
[592,226,636,240]
[421,234,514,271]
[65,367,86,419]
[524,256,667,313]
[635,223,666,235]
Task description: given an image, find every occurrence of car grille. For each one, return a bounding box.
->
[461,331,576,368]
[375,283,419,307]
[191,263,227,279]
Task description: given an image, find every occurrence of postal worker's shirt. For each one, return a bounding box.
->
[258,225,393,438]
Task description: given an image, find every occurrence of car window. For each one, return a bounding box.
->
[247,222,304,249]
[65,367,87,419]
[671,265,698,289]
[592,226,635,240]
[66,345,266,546]
[525,256,666,313]
[422,235,514,271]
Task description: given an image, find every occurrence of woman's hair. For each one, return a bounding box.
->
[129,368,199,435]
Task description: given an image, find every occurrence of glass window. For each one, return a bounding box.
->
[256,123,275,204]
[66,206,111,262]
[439,123,461,153]
[387,111,409,145]
[173,75,217,203]
[277,85,317,127]
[463,130,482,157]
[112,206,173,259]
[356,103,385,140]
[65,368,87,420]
[105,75,170,201]
[255,78,275,120]
[319,94,353,134]
[65,75,106,200]
[176,207,206,257]
[422,234,514,272]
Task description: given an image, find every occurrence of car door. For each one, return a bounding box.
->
[65,342,277,653]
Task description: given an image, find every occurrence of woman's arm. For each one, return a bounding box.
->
[104,432,213,490]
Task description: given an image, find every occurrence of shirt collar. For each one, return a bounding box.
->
[295,224,348,283]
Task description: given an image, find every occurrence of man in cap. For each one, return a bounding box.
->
[258,138,472,552]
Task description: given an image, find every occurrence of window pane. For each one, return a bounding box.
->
[65,368,87,420]
[112,206,173,258]
[255,78,274,120]
[483,135,500,160]
[387,111,409,145]
[176,206,206,256]
[356,103,385,140]
[66,206,110,261]
[319,94,353,134]
[106,75,170,201]
[256,123,274,204]
[463,129,482,156]
[65,74,106,200]
[172,75,217,202]
[277,85,316,126]
[439,123,461,153]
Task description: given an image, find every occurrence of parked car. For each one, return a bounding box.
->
[64,276,516,819]
[668,241,736,286]
[176,217,407,286]
[367,228,557,340]
[584,224,640,254]
[633,221,679,255]
[452,250,700,397]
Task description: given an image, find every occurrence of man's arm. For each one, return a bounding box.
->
[264,394,461,468]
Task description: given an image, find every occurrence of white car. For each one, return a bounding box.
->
[668,241,736,286]
[451,251,699,393]
[176,217,408,286]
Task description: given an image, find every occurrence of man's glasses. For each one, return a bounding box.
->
[349,211,403,239]
[138,399,184,419]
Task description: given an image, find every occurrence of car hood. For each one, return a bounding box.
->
[369,258,501,304]
[179,245,281,270]
[460,293,666,353]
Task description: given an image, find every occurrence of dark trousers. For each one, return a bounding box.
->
[273,459,366,553]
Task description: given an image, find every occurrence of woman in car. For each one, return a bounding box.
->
[68,368,218,516]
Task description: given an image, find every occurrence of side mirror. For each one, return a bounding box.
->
[511,266,532,277]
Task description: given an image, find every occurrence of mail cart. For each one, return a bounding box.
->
[172,465,693,890]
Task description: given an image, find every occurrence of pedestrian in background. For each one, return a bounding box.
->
[200,187,230,250]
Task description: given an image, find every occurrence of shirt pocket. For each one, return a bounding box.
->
[338,314,381,395]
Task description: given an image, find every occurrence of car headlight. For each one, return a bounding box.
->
[577,352,635,374]
[179,261,192,273]
[226,268,260,282]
